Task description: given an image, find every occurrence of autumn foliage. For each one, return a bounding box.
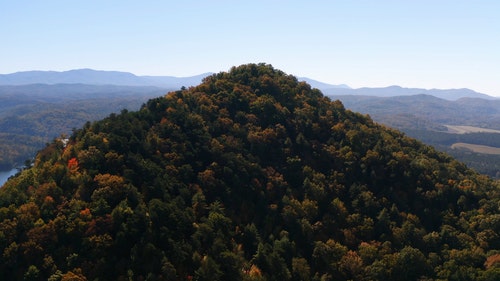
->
[67,157,79,172]
[1,64,500,280]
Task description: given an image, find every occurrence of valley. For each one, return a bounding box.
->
[0,84,176,171]
[332,95,500,179]
[443,125,500,157]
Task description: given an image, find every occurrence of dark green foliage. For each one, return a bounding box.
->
[1,63,499,280]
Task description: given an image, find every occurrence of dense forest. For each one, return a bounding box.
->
[1,64,500,280]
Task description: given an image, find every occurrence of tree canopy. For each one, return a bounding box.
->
[1,63,500,280]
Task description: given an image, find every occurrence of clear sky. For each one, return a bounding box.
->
[1,1,499,96]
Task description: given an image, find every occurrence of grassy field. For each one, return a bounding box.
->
[451,142,500,155]
[445,125,500,134]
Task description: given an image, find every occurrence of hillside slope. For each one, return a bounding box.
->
[0,84,170,170]
[332,94,500,178]
[1,64,499,280]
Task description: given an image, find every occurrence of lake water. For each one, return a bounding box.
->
[0,168,19,187]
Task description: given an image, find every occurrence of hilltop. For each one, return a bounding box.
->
[1,64,500,280]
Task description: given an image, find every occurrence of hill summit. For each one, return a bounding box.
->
[1,63,499,280]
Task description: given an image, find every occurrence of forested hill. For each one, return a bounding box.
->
[1,63,500,280]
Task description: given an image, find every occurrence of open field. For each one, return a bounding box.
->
[451,142,500,155]
[445,125,500,134]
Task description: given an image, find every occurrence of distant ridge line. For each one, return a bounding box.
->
[0,69,496,100]
[0,69,213,88]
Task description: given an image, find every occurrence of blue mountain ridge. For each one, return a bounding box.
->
[0,69,496,100]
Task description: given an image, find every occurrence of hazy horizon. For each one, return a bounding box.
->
[1,67,498,98]
[1,1,499,96]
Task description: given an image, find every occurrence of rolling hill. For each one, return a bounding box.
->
[1,68,498,179]
[1,64,499,280]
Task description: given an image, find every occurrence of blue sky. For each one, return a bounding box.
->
[1,1,499,96]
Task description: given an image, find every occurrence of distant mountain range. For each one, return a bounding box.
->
[322,85,496,101]
[297,77,350,90]
[333,94,500,130]
[1,69,496,100]
[0,69,211,88]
